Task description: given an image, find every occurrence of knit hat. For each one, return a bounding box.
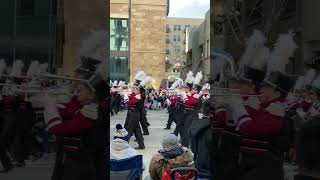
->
[161,134,180,151]
[114,124,129,142]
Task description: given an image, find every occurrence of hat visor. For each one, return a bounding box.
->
[261,80,288,94]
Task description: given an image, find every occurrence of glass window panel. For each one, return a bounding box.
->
[110,19,129,51]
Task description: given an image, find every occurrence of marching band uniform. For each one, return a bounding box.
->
[124,89,145,149]
[180,71,203,148]
[138,87,150,135]
[164,95,176,130]
[44,73,108,180]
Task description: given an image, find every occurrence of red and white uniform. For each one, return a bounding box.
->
[124,92,141,106]
[236,98,285,139]
[181,93,200,109]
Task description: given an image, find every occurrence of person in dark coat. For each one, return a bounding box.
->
[189,99,212,179]
[294,115,320,180]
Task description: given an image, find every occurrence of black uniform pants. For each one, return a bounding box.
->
[125,110,145,147]
[238,149,284,180]
[166,108,175,128]
[173,109,185,137]
[0,110,16,168]
[181,111,195,148]
[139,108,149,134]
[62,152,97,180]
[214,133,241,180]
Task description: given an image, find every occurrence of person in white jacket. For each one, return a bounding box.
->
[110,124,142,160]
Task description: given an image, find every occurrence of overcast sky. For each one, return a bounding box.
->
[168,0,210,19]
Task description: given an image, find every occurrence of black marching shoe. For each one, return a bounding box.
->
[164,127,171,130]
[143,132,149,135]
[134,146,145,150]
[0,164,14,173]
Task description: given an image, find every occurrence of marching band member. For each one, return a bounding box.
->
[43,71,108,180]
[180,71,203,148]
[123,74,151,149]
[164,79,180,130]
[174,71,193,145]
[230,31,297,180]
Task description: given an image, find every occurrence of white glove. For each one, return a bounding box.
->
[245,97,260,110]
[166,99,171,105]
[181,92,187,102]
[43,101,60,124]
[123,93,129,102]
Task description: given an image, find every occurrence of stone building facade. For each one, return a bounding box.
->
[211,0,320,75]
[184,11,210,81]
[110,0,168,89]
[62,0,108,74]
[165,17,203,79]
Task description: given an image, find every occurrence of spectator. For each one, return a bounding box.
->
[189,99,212,179]
[294,115,320,180]
[110,124,141,160]
[149,134,194,180]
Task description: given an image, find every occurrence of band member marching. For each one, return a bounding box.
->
[179,71,203,148]
[123,74,151,149]
[42,63,108,180]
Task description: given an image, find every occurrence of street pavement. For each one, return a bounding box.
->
[0,153,54,180]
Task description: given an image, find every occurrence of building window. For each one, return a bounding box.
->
[166,35,170,40]
[111,56,129,81]
[166,24,170,28]
[17,0,35,16]
[110,19,129,51]
[177,35,181,41]
[173,25,177,31]
[178,25,181,31]
[173,35,177,41]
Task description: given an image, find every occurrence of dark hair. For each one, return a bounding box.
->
[296,115,320,171]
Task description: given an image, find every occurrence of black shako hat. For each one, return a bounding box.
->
[262,71,295,94]
[75,57,101,77]
[239,65,266,85]
[85,73,108,101]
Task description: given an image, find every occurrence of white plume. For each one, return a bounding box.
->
[185,71,194,83]
[293,76,305,91]
[193,71,203,85]
[267,31,297,75]
[113,80,118,86]
[79,30,107,62]
[10,60,24,76]
[175,78,184,87]
[202,83,210,91]
[140,76,151,87]
[0,59,7,75]
[240,30,268,70]
[303,69,317,86]
[311,75,320,89]
[27,61,40,76]
[170,79,180,89]
[135,71,146,81]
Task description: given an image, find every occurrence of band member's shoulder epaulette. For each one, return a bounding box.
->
[80,103,98,120]
[193,94,200,99]
[265,102,285,117]
[135,94,141,100]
